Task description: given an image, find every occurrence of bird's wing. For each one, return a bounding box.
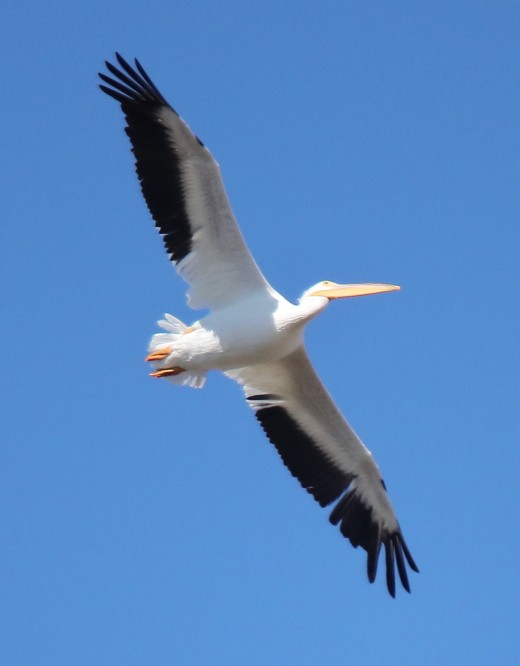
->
[99,54,271,310]
[226,347,418,597]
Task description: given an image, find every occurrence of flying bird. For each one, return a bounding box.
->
[99,54,419,597]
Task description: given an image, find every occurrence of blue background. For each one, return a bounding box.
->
[2,2,519,664]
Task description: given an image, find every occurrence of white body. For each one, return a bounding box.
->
[150,290,328,373]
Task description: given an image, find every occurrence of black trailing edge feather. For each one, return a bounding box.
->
[253,401,419,597]
[255,405,353,508]
[99,53,194,264]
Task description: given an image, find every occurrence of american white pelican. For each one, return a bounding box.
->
[99,54,419,597]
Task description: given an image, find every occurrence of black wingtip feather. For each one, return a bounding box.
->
[400,533,420,573]
[99,72,140,102]
[98,83,122,103]
[366,525,382,583]
[393,535,411,593]
[104,61,150,99]
[385,541,396,598]
[99,54,168,108]
[134,57,165,99]
[115,52,138,80]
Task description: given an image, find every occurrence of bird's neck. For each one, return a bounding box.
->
[294,295,329,323]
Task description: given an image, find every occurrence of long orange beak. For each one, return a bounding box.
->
[310,282,400,300]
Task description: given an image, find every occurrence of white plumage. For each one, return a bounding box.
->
[99,54,418,596]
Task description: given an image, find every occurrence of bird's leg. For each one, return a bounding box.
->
[149,367,186,378]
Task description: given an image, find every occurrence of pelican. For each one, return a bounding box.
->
[99,54,419,597]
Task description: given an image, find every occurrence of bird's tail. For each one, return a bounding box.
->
[147,313,206,389]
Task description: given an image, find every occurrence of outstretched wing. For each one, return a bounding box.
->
[99,54,270,310]
[227,347,418,597]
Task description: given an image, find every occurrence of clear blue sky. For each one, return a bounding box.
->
[2,1,519,664]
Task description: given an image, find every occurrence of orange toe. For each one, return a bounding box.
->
[150,367,186,378]
[145,347,173,362]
